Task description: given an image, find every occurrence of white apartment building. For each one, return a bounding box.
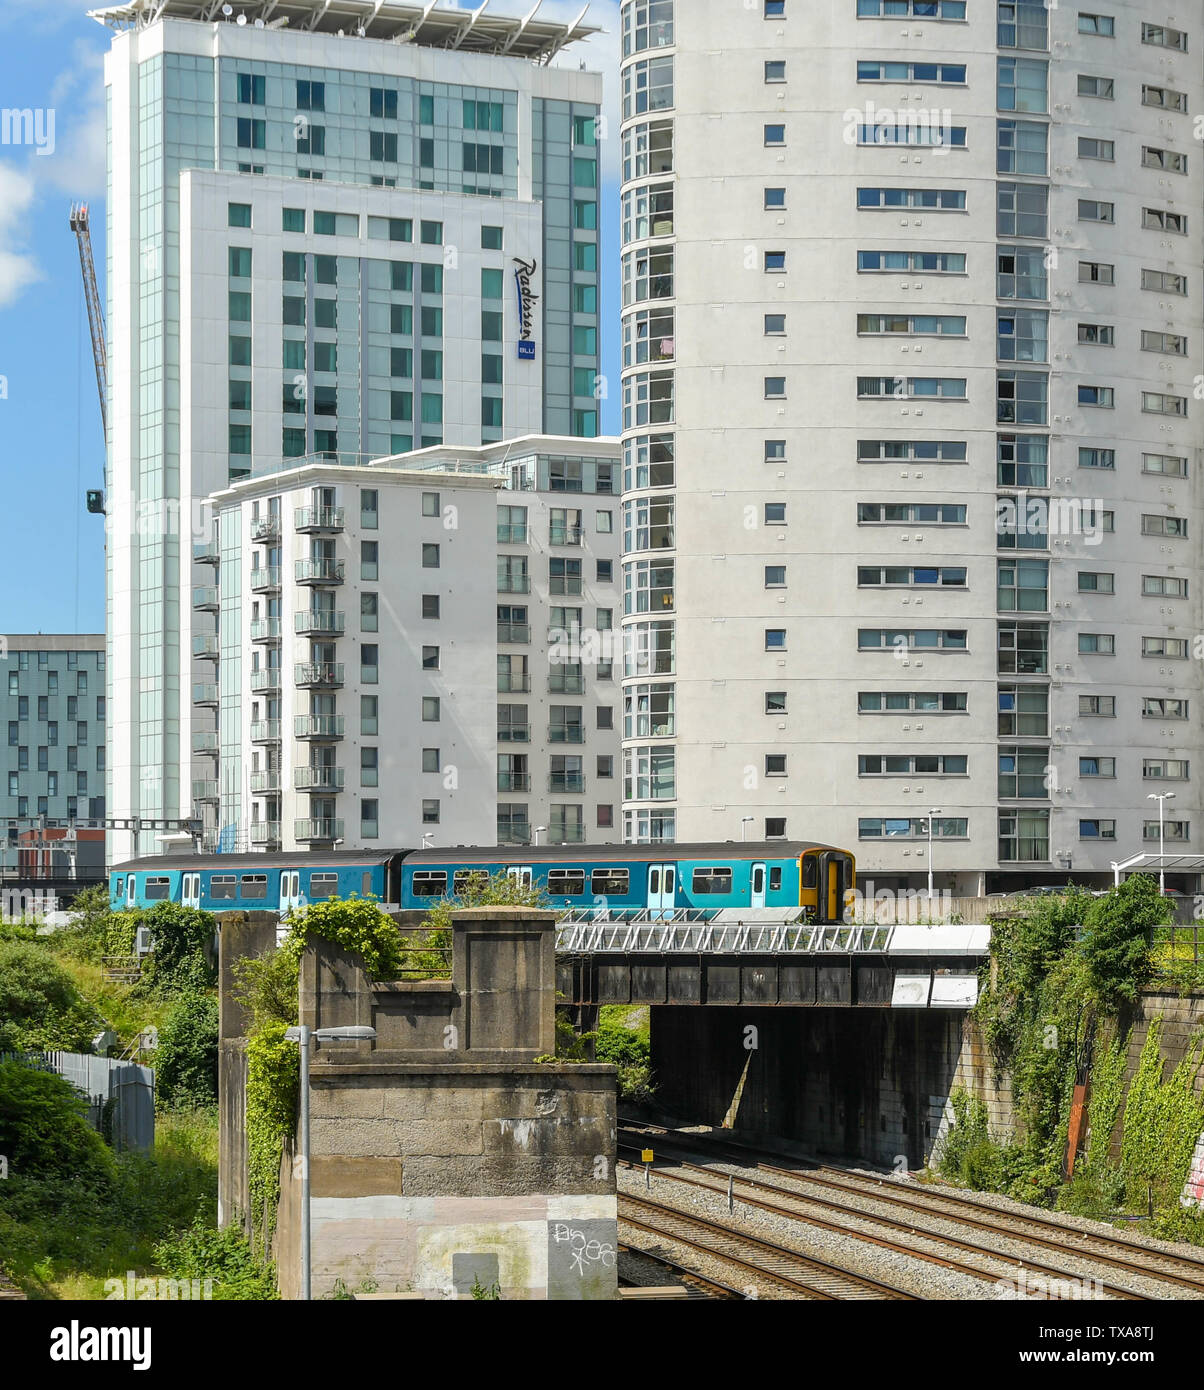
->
[618,0,1204,890]
[96,1,604,862]
[203,436,622,852]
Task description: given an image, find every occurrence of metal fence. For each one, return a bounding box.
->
[0,1051,154,1153]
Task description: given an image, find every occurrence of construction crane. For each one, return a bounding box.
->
[70,202,108,440]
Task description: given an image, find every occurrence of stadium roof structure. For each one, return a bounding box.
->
[89,0,600,63]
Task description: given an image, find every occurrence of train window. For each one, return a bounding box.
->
[211,875,237,900]
[412,870,448,898]
[310,872,340,899]
[769,867,783,892]
[692,867,733,895]
[114,876,125,897]
[801,857,818,889]
[362,872,373,896]
[241,874,268,900]
[145,876,171,901]
[453,869,487,897]
[547,869,586,896]
[592,868,630,895]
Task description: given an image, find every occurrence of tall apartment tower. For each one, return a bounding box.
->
[618,0,1204,890]
[96,1,603,862]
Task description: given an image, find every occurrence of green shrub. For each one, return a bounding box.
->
[155,992,219,1111]
[0,1059,114,1183]
[0,941,100,1052]
[1080,875,1167,1006]
[139,904,218,997]
[153,1218,277,1300]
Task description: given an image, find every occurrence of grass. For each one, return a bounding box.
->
[1,1107,219,1300]
[58,959,173,1049]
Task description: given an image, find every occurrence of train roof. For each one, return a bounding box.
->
[404,841,850,867]
[110,849,407,873]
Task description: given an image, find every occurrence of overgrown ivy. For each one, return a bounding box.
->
[939,876,1204,1240]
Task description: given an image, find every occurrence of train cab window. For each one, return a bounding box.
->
[310,872,340,900]
[692,867,733,895]
[453,869,487,896]
[591,868,630,895]
[145,876,171,901]
[114,876,125,898]
[412,870,448,898]
[547,869,586,897]
[801,857,818,889]
[769,867,783,892]
[362,872,373,896]
[211,875,237,900]
[241,874,268,900]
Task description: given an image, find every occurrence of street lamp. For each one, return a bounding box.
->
[1147,791,1176,894]
[421,831,434,849]
[741,816,755,843]
[534,825,547,846]
[283,1023,378,1300]
[926,809,943,901]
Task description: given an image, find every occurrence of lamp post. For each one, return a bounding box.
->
[741,816,754,843]
[927,808,943,902]
[283,1023,378,1300]
[421,831,434,849]
[1147,791,1176,894]
[534,825,547,847]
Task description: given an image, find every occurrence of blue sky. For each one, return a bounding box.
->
[0,0,621,636]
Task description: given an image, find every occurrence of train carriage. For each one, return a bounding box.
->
[111,840,855,923]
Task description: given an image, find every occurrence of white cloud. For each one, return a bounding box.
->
[40,40,108,198]
[0,165,44,308]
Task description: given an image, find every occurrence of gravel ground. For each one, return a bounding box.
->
[620,1153,1204,1300]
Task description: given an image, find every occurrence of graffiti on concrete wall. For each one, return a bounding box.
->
[1181,1130,1204,1210]
[547,1220,617,1300]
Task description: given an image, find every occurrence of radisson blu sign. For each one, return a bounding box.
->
[513,255,538,360]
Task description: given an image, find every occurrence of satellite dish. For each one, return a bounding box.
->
[236,12,248,25]
[221,4,233,14]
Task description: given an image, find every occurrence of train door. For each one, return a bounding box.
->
[646,863,676,917]
[182,873,201,909]
[126,874,137,908]
[507,866,533,890]
[750,863,767,909]
[818,852,851,924]
[280,870,304,913]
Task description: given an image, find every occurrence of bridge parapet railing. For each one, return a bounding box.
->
[555,920,895,954]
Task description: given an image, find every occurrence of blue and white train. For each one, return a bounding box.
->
[110,841,857,923]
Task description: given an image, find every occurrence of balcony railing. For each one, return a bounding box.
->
[549,725,585,744]
[192,780,219,801]
[295,558,346,585]
[294,765,345,792]
[250,618,282,642]
[250,720,282,743]
[294,715,345,740]
[250,516,280,542]
[498,724,531,744]
[192,586,220,612]
[192,731,219,754]
[193,634,220,659]
[497,574,531,594]
[249,821,282,846]
[549,526,583,546]
[295,662,344,689]
[497,673,532,693]
[193,541,220,565]
[548,824,587,844]
[549,773,586,793]
[550,577,584,596]
[497,623,531,644]
[250,566,281,593]
[496,523,529,544]
[497,772,531,792]
[295,611,345,636]
[250,668,282,694]
[192,683,219,707]
[249,770,282,793]
[497,824,532,845]
[549,673,586,694]
[295,818,344,842]
[295,507,345,533]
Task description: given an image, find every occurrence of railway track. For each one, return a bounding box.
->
[619,1191,921,1300]
[617,1144,1145,1299]
[618,1242,746,1299]
[620,1122,1204,1298]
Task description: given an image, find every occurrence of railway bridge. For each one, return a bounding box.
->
[554,912,994,1171]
